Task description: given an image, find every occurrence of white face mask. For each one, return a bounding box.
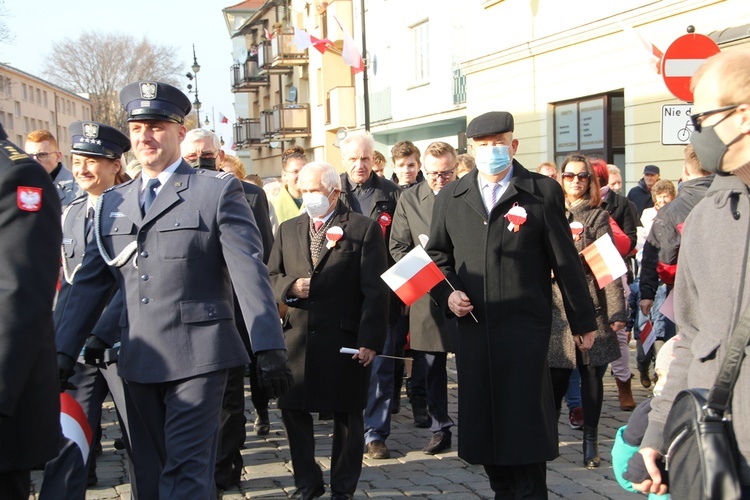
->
[303,190,333,218]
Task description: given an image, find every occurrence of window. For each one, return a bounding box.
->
[5,78,11,96]
[30,118,36,131]
[66,100,71,114]
[36,88,41,104]
[553,91,624,168]
[24,117,29,133]
[411,20,430,84]
[14,101,20,117]
[16,134,22,145]
[21,83,27,100]
[6,113,13,130]
[0,111,4,125]
[72,102,76,116]
[43,91,48,107]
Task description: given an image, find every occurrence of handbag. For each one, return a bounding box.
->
[662,307,750,500]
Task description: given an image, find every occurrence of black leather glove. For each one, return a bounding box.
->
[255,349,293,399]
[83,335,110,365]
[57,353,77,392]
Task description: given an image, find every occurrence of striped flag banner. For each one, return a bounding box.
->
[60,392,93,464]
[580,234,627,289]
[381,245,444,306]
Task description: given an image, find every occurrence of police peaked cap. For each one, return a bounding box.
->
[466,111,515,139]
[119,81,192,124]
[69,121,131,159]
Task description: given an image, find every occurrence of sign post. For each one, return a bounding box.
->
[661,33,720,102]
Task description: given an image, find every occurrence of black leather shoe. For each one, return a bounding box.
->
[330,493,353,500]
[366,440,390,459]
[255,408,270,436]
[423,431,451,455]
[291,483,325,499]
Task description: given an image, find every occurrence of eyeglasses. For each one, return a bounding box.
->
[425,170,455,180]
[29,152,56,161]
[689,104,739,132]
[561,172,590,181]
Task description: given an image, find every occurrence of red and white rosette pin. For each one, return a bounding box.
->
[504,204,527,232]
[570,221,584,241]
[377,212,392,238]
[326,226,343,249]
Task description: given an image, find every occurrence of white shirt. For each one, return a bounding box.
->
[140,158,182,206]
[478,164,514,214]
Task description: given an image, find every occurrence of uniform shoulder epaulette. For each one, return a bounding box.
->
[0,140,32,166]
[215,171,233,180]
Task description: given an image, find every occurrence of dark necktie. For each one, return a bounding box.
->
[314,221,323,232]
[85,207,95,241]
[142,178,161,215]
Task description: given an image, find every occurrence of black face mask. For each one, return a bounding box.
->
[690,125,744,174]
[188,156,217,170]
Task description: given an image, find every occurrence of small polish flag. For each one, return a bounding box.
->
[640,320,656,354]
[621,24,663,74]
[292,26,313,50]
[580,234,628,289]
[381,245,444,306]
[264,28,274,40]
[219,112,229,124]
[333,15,364,74]
[60,392,93,464]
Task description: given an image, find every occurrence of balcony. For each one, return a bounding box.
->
[260,110,275,142]
[260,103,310,139]
[258,40,292,75]
[271,29,308,67]
[357,88,391,126]
[325,86,355,130]
[233,118,263,149]
[230,57,270,93]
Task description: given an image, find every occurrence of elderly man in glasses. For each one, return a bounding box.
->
[25,129,82,207]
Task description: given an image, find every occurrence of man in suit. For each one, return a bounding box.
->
[180,127,275,490]
[42,121,134,499]
[426,111,597,497]
[54,81,291,499]
[390,141,458,455]
[0,123,62,499]
[337,131,401,460]
[25,129,82,207]
[268,161,389,500]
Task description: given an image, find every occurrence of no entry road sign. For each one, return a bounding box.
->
[661,33,720,102]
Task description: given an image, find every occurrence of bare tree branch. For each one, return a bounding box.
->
[0,0,13,46]
[43,31,184,132]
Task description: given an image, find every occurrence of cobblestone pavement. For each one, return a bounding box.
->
[30,347,653,499]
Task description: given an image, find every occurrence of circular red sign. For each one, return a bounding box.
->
[661,34,720,102]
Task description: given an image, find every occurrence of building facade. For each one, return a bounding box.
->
[0,63,93,167]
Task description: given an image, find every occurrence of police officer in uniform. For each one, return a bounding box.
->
[0,123,62,499]
[54,82,291,499]
[40,121,135,499]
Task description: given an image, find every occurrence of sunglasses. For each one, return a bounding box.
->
[689,104,739,132]
[561,172,590,181]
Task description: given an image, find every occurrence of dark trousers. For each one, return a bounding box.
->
[40,361,136,499]
[417,351,453,435]
[0,469,30,500]
[215,365,246,489]
[484,462,547,499]
[549,368,574,414]
[125,370,228,500]
[282,408,364,495]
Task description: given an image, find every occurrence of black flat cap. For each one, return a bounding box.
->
[643,164,660,175]
[466,111,515,139]
[69,121,131,159]
[119,81,192,124]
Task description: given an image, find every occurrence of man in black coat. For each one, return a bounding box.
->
[627,164,660,221]
[0,123,62,499]
[269,161,389,500]
[337,131,401,460]
[426,112,598,497]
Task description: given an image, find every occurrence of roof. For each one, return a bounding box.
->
[223,0,265,11]
[0,62,91,102]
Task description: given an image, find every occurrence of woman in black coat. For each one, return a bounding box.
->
[548,154,627,468]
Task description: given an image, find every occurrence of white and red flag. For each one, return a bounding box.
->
[292,27,330,54]
[621,24,663,74]
[332,15,364,74]
[580,234,627,289]
[381,245,444,306]
[60,392,93,464]
[219,112,229,124]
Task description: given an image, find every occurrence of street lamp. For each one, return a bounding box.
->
[185,44,202,125]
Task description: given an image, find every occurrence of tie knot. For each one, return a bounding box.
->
[87,207,94,219]
[147,178,161,190]
[314,221,324,232]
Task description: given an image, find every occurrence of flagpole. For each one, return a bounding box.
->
[360,0,370,131]
[444,279,479,323]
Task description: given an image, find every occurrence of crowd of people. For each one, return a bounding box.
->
[1,47,749,500]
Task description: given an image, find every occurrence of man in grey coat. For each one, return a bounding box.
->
[390,141,457,455]
[54,81,291,500]
[636,48,750,498]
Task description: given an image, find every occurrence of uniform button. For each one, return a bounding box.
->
[307,270,312,275]
[174,222,180,227]
[483,221,488,225]
[208,307,215,318]
[114,227,119,232]
[309,330,316,335]
[140,251,149,258]
[141,274,149,281]
[141,297,150,304]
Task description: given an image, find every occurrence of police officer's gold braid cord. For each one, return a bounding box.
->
[94,189,138,268]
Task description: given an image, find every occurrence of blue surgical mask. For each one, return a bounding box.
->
[475,145,511,175]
